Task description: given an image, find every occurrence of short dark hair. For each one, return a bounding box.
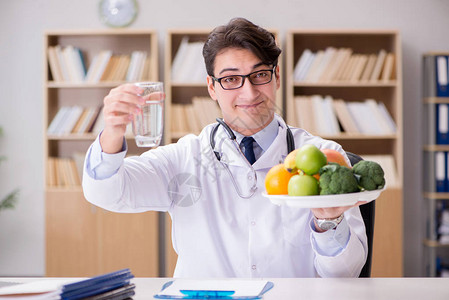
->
[202,18,281,76]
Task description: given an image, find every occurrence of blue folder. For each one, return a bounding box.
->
[436,103,449,144]
[435,55,449,97]
[60,268,134,300]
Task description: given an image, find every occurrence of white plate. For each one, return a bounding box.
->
[262,187,385,208]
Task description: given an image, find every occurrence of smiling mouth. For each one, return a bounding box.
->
[237,101,263,109]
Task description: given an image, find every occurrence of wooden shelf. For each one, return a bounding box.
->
[424,97,449,104]
[294,81,397,87]
[44,30,160,277]
[423,240,449,248]
[423,192,449,200]
[286,29,403,277]
[47,82,128,88]
[424,145,449,152]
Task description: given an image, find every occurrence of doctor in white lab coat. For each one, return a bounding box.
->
[82,17,367,278]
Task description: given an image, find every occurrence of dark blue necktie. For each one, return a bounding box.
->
[241,137,256,165]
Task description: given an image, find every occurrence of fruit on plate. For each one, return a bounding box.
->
[318,163,360,195]
[288,173,319,196]
[265,164,295,195]
[321,148,351,168]
[283,149,299,173]
[295,144,327,175]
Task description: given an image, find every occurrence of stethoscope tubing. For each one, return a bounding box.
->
[210,117,295,198]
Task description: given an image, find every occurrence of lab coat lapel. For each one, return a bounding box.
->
[253,125,289,170]
[211,124,248,168]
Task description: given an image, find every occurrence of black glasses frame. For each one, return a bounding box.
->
[211,65,277,90]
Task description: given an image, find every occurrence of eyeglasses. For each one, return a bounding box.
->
[211,65,276,90]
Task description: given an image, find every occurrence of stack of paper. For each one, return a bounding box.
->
[0,269,134,300]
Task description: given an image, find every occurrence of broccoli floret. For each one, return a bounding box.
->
[318,163,360,195]
[352,160,385,191]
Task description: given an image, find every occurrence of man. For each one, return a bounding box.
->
[83,18,367,278]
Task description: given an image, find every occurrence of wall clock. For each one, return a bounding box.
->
[99,0,138,28]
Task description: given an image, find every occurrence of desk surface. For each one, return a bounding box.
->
[1,277,449,299]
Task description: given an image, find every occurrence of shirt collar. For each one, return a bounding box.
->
[234,116,279,152]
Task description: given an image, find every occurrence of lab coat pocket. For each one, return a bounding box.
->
[281,206,310,248]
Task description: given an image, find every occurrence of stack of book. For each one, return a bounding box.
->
[292,95,396,136]
[47,45,152,83]
[171,37,207,83]
[47,106,103,136]
[0,269,135,299]
[47,157,82,188]
[171,97,222,135]
[293,47,395,83]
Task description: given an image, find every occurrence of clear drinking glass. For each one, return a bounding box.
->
[132,82,165,147]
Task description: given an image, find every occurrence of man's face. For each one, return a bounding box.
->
[206,48,280,136]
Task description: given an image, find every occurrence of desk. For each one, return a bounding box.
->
[1,277,448,299]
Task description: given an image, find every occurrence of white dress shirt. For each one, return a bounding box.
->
[83,114,367,278]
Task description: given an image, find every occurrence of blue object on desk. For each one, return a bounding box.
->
[180,290,235,298]
[154,280,274,299]
[60,268,134,300]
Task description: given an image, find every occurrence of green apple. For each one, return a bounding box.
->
[295,144,327,175]
[288,174,319,196]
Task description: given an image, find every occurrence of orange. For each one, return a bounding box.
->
[265,164,295,195]
[321,149,351,168]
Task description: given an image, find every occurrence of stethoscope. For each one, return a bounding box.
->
[210,117,295,198]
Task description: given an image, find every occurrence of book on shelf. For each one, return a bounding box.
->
[47,157,81,187]
[360,54,378,82]
[170,97,222,136]
[435,151,447,192]
[84,50,113,83]
[171,37,208,83]
[60,45,86,83]
[369,49,387,81]
[47,46,64,82]
[350,54,369,82]
[48,44,152,83]
[331,99,360,134]
[293,95,395,136]
[346,100,396,135]
[438,209,449,245]
[293,96,317,134]
[304,50,325,82]
[293,49,313,81]
[381,53,395,81]
[47,106,102,136]
[436,55,449,97]
[306,47,337,83]
[436,103,449,144]
[293,48,394,83]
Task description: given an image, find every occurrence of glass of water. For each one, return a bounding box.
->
[132,82,165,147]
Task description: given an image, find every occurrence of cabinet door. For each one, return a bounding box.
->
[46,190,99,276]
[371,188,403,276]
[98,209,159,276]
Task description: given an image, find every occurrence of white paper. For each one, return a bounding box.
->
[0,279,77,297]
[156,279,269,297]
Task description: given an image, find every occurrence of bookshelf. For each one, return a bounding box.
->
[422,52,449,277]
[163,29,283,275]
[44,30,159,277]
[286,30,403,277]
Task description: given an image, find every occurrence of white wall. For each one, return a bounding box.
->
[1,0,448,276]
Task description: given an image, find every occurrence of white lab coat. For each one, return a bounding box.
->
[83,114,367,278]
